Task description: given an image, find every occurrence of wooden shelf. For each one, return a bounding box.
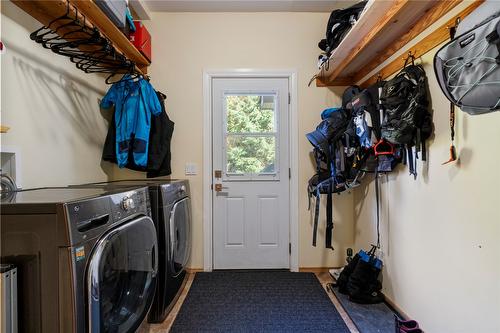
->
[11,0,150,74]
[316,0,463,87]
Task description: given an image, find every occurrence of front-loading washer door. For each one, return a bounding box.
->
[169,197,191,277]
[87,216,158,333]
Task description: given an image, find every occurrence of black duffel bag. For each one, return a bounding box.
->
[318,1,367,56]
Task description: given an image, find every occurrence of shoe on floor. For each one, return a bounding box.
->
[395,315,422,333]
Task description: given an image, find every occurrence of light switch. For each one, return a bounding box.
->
[185,163,198,176]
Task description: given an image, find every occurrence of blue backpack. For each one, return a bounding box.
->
[306,107,359,249]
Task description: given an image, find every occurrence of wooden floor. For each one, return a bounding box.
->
[141,271,358,333]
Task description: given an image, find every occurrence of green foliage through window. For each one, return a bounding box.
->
[225,95,276,174]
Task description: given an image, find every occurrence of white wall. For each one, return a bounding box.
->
[1,2,113,188]
[353,44,500,333]
[117,12,355,269]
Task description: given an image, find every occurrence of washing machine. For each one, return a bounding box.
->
[0,186,158,333]
[70,179,191,323]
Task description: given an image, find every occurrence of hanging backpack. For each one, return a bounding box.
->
[318,1,367,56]
[342,85,362,109]
[380,62,433,178]
[347,83,402,175]
[434,2,500,115]
[306,107,357,249]
[351,86,382,148]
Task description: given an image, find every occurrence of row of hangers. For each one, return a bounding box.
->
[30,0,144,85]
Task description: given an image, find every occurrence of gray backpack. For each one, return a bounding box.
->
[434,1,500,115]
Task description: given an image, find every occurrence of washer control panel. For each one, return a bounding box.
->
[65,187,150,246]
[121,196,136,211]
[110,188,148,220]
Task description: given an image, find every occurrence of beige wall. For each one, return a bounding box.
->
[1,7,355,270]
[132,12,355,269]
[352,42,500,333]
[3,2,500,331]
[1,2,113,188]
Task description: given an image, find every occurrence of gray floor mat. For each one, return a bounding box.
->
[332,286,397,333]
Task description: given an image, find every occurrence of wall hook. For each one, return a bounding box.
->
[403,51,415,67]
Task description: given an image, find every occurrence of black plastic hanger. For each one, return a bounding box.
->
[29,0,72,41]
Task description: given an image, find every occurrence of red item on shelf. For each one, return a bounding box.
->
[129,21,151,62]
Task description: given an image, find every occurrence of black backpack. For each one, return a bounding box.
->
[380,63,433,178]
[342,85,362,109]
[337,246,384,304]
[318,2,367,56]
[346,246,384,304]
[347,83,402,174]
[306,108,358,249]
[351,86,382,145]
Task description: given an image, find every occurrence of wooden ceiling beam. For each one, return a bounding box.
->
[358,0,484,88]
[325,0,411,84]
[352,0,464,84]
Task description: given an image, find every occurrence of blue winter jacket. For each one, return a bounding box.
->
[101,76,162,168]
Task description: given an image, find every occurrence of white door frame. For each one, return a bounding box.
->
[203,69,299,272]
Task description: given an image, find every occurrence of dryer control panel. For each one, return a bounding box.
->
[160,180,190,206]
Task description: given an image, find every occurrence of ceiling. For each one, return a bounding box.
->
[142,0,356,12]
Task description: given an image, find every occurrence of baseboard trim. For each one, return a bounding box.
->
[299,267,342,273]
[188,267,344,274]
[383,293,409,320]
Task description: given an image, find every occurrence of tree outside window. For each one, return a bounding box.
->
[226,95,277,174]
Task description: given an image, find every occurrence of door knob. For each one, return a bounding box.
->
[214,184,228,192]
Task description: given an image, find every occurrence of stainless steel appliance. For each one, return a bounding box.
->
[0,187,158,333]
[0,264,17,333]
[70,179,191,323]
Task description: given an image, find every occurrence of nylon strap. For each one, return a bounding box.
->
[324,142,335,250]
[495,41,500,64]
[450,22,457,40]
[307,188,311,211]
[375,170,381,249]
[312,187,320,247]
[325,142,335,250]
[450,102,455,142]
[422,140,427,162]
[339,142,346,172]
[407,145,417,179]
[416,128,421,153]
[311,147,322,247]
[326,180,334,250]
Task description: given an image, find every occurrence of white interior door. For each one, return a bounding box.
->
[212,77,290,269]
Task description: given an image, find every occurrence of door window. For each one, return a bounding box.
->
[87,217,157,333]
[224,94,279,180]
